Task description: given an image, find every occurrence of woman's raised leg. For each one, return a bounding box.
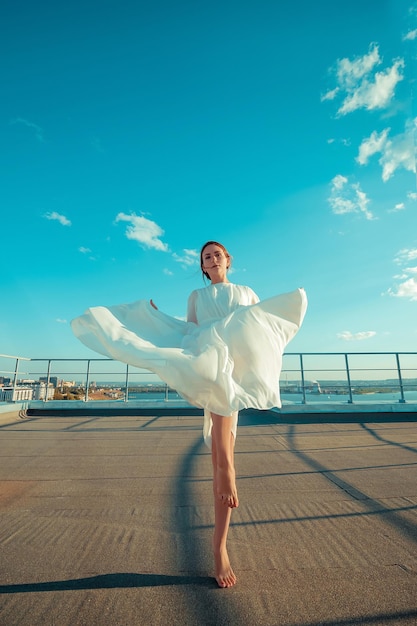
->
[211,413,238,588]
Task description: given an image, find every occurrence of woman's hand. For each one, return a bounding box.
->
[150,299,158,310]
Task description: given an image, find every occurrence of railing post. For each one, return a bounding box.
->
[344,354,353,403]
[395,353,406,403]
[12,358,19,401]
[124,364,129,402]
[299,354,306,404]
[45,359,52,402]
[85,360,91,402]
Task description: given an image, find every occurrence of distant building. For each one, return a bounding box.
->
[0,386,34,402]
[284,380,322,394]
[32,382,55,401]
[62,381,76,388]
[12,381,55,401]
[40,376,58,387]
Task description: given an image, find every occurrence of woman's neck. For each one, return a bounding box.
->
[210,278,230,285]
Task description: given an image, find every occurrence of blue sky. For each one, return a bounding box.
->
[1,0,416,369]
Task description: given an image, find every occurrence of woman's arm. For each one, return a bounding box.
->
[248,287,260,305]
[187,290,198,324]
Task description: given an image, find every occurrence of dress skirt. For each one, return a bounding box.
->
[71,288,307,447]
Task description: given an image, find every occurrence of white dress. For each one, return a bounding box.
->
[71,284,307,447]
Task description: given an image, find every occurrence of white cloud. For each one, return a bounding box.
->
[403,28,417,41]
[356,128,390,165]
[78,246,96,260]
[115,212,169,251]
[11,117,45,142]
[394,248,417,263]
[323,44,404,116]
[380,128,416,182]
[388,202,405,213]
[327,137,351,146]
[407,192,417,201]
[356,122,416,181]
[340,59,404,115]
[387,249,417,300]
[328,175,374,220]
[321,87,339,102]
[56,318,67,324]
[331,174,348,190]
[387,278,417,300]
[336,44,381,86]
[172,248,199,268]
[163,268,173,276]
[355,187,372,217]
[337,331,377,341]
[43,211,71,226]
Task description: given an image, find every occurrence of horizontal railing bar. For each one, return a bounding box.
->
[28,358,114,362]
[283,366,416,369]
[26,370,155,376]
[15,351,417,360]
[284,352,417,356]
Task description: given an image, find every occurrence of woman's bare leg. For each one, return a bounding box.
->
[211,413,239,508]
[211,413,238,588]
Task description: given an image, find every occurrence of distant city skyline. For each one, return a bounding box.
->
[1,0,416,361]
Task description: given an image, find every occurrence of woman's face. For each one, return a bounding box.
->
[201,243,230,283]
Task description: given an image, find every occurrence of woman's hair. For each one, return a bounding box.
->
[200,240,231,280]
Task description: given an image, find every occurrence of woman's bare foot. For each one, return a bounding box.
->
[217,466,239,508]
[214,546,237,588]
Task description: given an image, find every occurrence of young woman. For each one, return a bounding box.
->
[180,241,259,588]
[71,240,307,588]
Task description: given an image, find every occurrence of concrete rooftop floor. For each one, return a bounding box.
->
[0,408,416,626]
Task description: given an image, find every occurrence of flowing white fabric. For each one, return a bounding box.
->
[71,285,307,445]
[189,283,260,444]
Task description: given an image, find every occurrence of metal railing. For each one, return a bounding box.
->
[282,352,416,404]
[1,352,416,405]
